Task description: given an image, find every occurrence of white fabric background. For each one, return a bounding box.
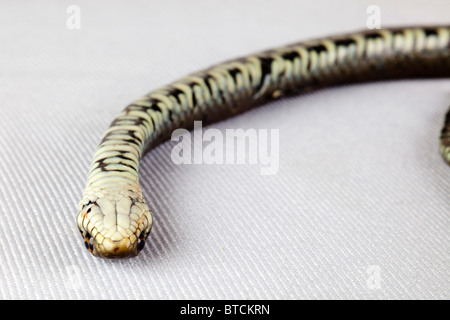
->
[0,0,449,299]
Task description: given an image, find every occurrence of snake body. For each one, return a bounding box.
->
[77,26,450,258]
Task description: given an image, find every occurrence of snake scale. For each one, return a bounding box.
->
[76,26,450,258]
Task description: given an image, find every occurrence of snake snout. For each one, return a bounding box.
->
[95,236,138,259]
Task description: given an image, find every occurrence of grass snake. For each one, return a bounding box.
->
[76,26,450,258]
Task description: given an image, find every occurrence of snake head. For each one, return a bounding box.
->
[76,186,152,258]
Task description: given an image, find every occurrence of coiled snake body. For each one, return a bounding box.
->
[77,26,450,258]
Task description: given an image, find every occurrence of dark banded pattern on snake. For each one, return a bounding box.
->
[76,26,450,258]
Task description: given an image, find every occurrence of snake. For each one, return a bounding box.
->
[76,26,450,258]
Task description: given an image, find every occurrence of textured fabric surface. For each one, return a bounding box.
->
[0,0,449,299]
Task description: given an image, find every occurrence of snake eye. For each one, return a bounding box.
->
[137,231,147,252]
[84,232,94,252]
[137,238,146,252]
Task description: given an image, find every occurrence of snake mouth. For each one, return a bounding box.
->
[89,231,149,259]
[93,236,140,259]
[79,226,150,258]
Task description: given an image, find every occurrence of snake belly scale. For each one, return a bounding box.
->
[76,26,450,258]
